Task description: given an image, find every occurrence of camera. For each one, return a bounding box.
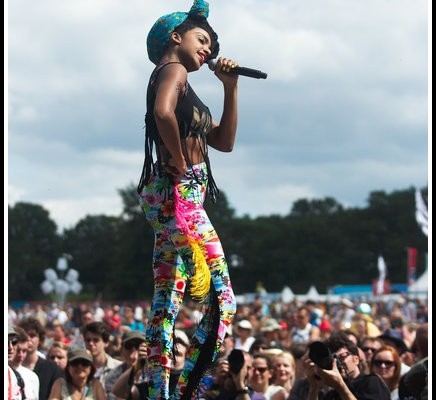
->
[227,349,245,374]
[308,341,344,371]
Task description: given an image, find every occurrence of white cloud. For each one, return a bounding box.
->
[7,0,429,231]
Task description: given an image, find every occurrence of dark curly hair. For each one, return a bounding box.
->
[325,331,359,356]
[174,15,220,60]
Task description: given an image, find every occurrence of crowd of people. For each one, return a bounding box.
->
[7,294,428,399]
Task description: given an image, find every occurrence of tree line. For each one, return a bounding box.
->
[8,185,428,302]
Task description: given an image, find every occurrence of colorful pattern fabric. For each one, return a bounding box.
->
[147,0,210,65]
[138,163,237,399]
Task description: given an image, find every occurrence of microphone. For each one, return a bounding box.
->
[207,59,267,79]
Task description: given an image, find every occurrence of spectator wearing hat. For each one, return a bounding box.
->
[82,322,123,390]
[378,329,411,376]
[8,326,26,400]
[111,340,149,400]
[10,326,40,400]
[319,316,333,340]
[260,319,283,350]
[48,347,106,399]
[18,317,64,400]
[275,322,292,352]
[104,330,146,400]
[235,320,256,353]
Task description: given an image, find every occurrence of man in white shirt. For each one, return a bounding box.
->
[10,327,40,400]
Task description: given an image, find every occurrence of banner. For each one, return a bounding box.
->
[407,247,418,286]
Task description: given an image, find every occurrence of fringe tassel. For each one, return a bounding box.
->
[174,186,211,302]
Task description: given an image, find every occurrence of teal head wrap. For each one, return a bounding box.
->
[147,0,218,65]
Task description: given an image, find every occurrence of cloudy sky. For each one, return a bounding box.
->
[7,0,429,232]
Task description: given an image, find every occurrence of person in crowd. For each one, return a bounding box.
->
[213,349,267,399]
[81,311,95,328]
[104,330,146,400]
[289,342,309,383]
[10,326,40,400]
[249,337,271,356]
[103,305,122,336]
[121,304,146,333]
[52,323,71,346]
[290,306,321,345]
[82,322,123,390]
[331,299,355,330]
[276,322,293,352]
[271,351,296,398]
[369,345,402,400]
[136,0,240,397]
[260,319,284,350]
[398,323,428,400]
[378,329,411,376]
[48,341,70,371]
[360,336,384,364]
[216,330,235,359]
[235,320,257,352]
[48,347,106,399]
[298,332,391,399]
[111,341,149,400]
[8,326,27,400]
[18,317,64,400]
[248,354,287,400]
[169,329,191,394]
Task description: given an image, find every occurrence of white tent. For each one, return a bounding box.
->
[281,286,295,303]
[408,269,428,294]
[306,285,321,301]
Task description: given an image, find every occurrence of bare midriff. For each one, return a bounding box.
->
[159,136,207,166]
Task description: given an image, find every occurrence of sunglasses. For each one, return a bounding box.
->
[70,359,92,368]
[373,359,395,368]
[252,346,267,351]
[124,341,142,350]
[362,347,378,353]
[253,366,268,374]
[335,352,351,362]
[9,338,19,346]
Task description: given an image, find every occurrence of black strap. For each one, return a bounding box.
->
[11,368,26,400]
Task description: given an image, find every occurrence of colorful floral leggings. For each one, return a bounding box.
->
[138,163,237,400]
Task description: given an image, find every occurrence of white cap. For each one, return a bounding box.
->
[237,320,253,330]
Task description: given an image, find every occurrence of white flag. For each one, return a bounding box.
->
[415,189,428,236]
[376,256,387,295]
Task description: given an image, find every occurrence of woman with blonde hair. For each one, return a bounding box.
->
[271,351,296,397]
[47,341,70,371]
[370,345,402,400]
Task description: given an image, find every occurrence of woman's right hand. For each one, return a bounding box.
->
[165,156,187,176]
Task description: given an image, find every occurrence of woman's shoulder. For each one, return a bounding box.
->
[151,61,188,84]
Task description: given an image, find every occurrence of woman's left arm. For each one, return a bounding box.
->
[207,58,239,152]
[94,379,108,400]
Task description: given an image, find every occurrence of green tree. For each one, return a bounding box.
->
[8,202,60,300]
